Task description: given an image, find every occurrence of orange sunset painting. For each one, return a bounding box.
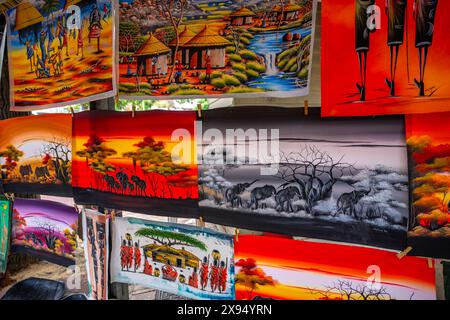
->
[72,110,198,216]
[235,235,436,300]
[406,112,450,259]
[0,114,72,196]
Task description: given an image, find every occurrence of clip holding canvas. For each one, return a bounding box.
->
[235,228,239,242]
[70,107,75,116]
[397,246,413,259]
[198,216,205,228]
[132,105,136,118]
[303,100,309,116]
[197,103,202,118]
[427,258,433,268]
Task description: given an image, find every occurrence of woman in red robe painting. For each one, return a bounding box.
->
[120,239,128,270]
[200,256,209,290]
[143,259,153,275]
[134,242,141,272]
[188,267,199,288]
[218,260,228,293]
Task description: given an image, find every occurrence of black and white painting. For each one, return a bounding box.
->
[198,107,409,250]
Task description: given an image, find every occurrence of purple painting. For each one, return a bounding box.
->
[11,198,79,266]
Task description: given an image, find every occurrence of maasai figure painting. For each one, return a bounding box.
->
[110,216,235,300]
[321,1,450,117]
[406,112,450,259]
[6,0,116,110]
[199,107,408,250]
[0,114,72,196]
[82,209,109,300]
[72,110,198,217]
[11,198,78,267]
[0,198,12,275]
[235,235,436,300]
[118,0,316,99]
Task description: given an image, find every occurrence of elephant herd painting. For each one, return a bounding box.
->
[199,108,409,250]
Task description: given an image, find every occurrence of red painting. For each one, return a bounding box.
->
[406,112,450,259]
[72,110,198,217]
[321,0,450,117]
[235,235,436,300]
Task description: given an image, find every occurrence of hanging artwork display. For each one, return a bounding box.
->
[199,107,408,250]
[321,0,450,117]
[0,24,6,77]
[235,235,436,300]
[118,0,316,99]
[0,198,12,275]
[82,209,109,300]
[406,112,450,259]
[11,198,79,267]
[0,114,72,196]
[72,110,198,217]
[5,0,116,111]
[110,216,235,300]
[0,0,21,13]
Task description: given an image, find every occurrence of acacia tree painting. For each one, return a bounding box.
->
[41,136,72,184]
[235,258,276,300]
[0,145,24,179]
[135,227,207,251]
[309,280,393,300]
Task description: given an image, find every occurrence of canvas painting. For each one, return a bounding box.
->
[0,0,21,13]
[0,114,72,196]
[235,235,436,300]
[118,0,316,99]
[11,198,78,266]
[321,0,450,117]
[406,112,450,259]
[82,209,109,300]
[72,110,198,217]
[6,0,116,110]
[199,107,408,250]
[110,217,235,300]
[0,24,6,77]
[0,198,12,275]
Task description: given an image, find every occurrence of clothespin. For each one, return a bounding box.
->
[235,228,239,242]
[397,246,413,259]
[132,104,135,118]
[427,258,433,268]
[69,107,75,116]
[196,103,202,118]
[198,216,205,228]
[303,100,309,116]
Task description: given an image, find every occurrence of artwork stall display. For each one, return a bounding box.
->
[235,235,436,300]
[406,112,450,259]
[0,197,12,275]
[321,0,450,117]
[199,107,409,250]
[5,0,117,110]
[0,0,21,13]
[82,209,109,300]
[11,198,78,267]
[118,0,316,99]
[0,24,6,77]
[110,216,235,300]
[72,110,199,217]
[0,114,72,196]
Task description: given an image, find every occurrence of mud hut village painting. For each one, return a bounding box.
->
[118,0,315,98]
[6,0,116,110]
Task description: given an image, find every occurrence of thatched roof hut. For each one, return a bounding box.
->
[230,7,256,26]
[168,26,197,65]
[14,2,44,31]
[135,33,171,77]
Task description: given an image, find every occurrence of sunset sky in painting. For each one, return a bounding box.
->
[235,236,436,300]
[406,112,450,144]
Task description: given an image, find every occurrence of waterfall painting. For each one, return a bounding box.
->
[235,235,436,300]
[118,0,317,99]
[322,0,450,117]
[199,107,409,250]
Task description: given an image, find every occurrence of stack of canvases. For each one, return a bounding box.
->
[0,0,448,301]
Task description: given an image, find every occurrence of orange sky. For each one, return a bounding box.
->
[406,112,450,144]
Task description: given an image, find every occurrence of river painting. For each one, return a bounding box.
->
[118,0,316,98]
[199,108,409,250]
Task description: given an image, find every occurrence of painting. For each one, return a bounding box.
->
[199,107,408,250]
[110,216,235,300]
[235,235,436,300]
[0,114,72,196]
[0,198,12,275]
[11,198,78,267]
[406,112,450,259]
[82,209,109,300]
[0,0,21,13]
[0,24,6,77]
[118,0,316,99]
[72,110,199,217]
[5,0,116,110]
[321,1,450,117]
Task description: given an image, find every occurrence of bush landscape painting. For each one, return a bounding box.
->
[72,110,199,217]
[110,216,235,300]
[118,0,316,98]
[235,235,436,300]
[322,0,450,117]
[82,209,109,300]
[11,198,78,267]
[6,0,116,110]
[0,198,12,275]
[199,107,408,250]
[0,114,72,196]
[406,112,450,259]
